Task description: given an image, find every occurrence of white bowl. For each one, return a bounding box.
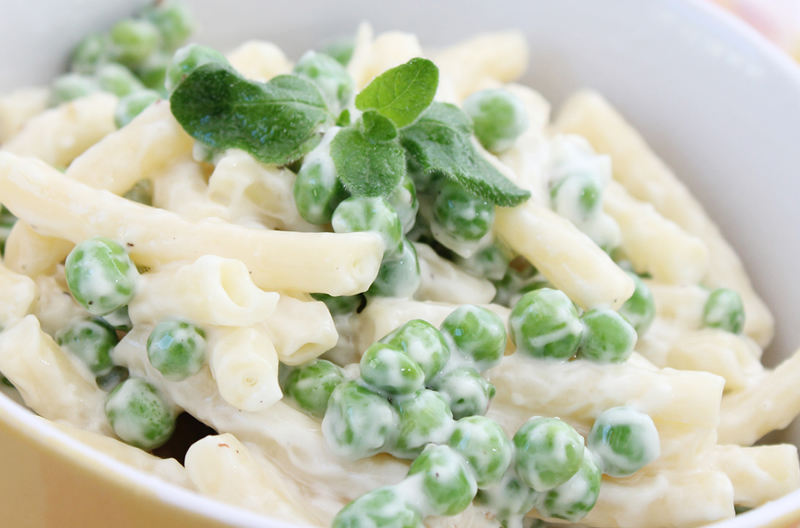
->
[1,0,799,526]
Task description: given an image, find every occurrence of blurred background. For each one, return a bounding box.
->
[715,0,800,59]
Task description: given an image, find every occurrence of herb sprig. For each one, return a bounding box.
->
[169,54,530,206]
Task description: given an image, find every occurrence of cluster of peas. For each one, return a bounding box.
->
[51,2,195,128]
[282,305,660,527]
[55,236,210,450]
[283,305,505,457]
[286,49,535,297]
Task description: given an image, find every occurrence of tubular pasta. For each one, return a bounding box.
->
[112,326,410,524]
[719,347,800,445]
[3,221,74,278]
[0,86,49,143]
[65,99,193,194]
[32,274,87,337]
[553,90,774,347]
[0,261,37,329]
[51,419,192,489]
[711,444,800,509]
[495,201,634,310]
[128,255,280,327]
[430,31,529,101]
[226,41,293,82]
[0,315,109,435]
[414,243,496,305]
[262,295,338,366]
[547,469,735,528]
[207,149,320,232]
[208,326,282,412]
[0,153,384,296]
[604,181,709,285]
[1,92,117,168]
[185,433,320,526]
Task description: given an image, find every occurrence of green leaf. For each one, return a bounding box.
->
[336,109,351,127]
[170,63,334,165]
[355,58,438,128]
[400,103,530,207]
[362,110,398,141]
[331,113,406,198]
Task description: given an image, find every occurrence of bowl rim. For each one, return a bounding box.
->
[2,0,800,526]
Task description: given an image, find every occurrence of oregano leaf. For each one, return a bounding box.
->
[170,63,334,165]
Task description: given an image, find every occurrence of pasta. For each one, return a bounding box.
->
[0,153,384,296]
[0,10,797,528]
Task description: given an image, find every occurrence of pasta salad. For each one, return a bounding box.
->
[0,3,798,527]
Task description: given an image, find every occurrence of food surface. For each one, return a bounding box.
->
[0,3,799,527]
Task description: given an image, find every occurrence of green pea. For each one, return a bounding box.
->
[146,320,207,382]
[321,36,356,67]
[122,179,154,206]
[462,88,528,153]
[332,196,403,257]
[432,180,495,245]
[618,272,656,336]
[55,316,118,375]
[110,19,160,68]
[136,52,170,91]
[454,243,511,281]
[71,33,111,74]
[513,417,584,492]
[587,406,660,478]
[431,367,496,420]
[534,451,602,523]
[577,308,637,364]
[387,175,419,234]
[165,44,229,92]
[0,206,17,257]
[332,486,423,528]
[96,63,145,97]
[508,288,583,361]
[448,416,513,488]
[367,238,421,298]
[49,73,97,106]
[392,389,454,459]
[283,359,346,418]
[294,132,348,225]
[550,172,603,223]
[703,288,745,334]
[474,469,539,528]
[65,236,139,316]
[440,305,507,372]
[360,343,425,396]
[322,380,398,459]
[408,444,477,516]
[294,50,355,114]
[379,319,450,382]
[105,377,175,450]
[96,365,130,392]
[311,293,363,316]
[115,90,161,128]
[143,1,195,51]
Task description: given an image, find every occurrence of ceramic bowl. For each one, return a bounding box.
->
[1,0,800,526]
